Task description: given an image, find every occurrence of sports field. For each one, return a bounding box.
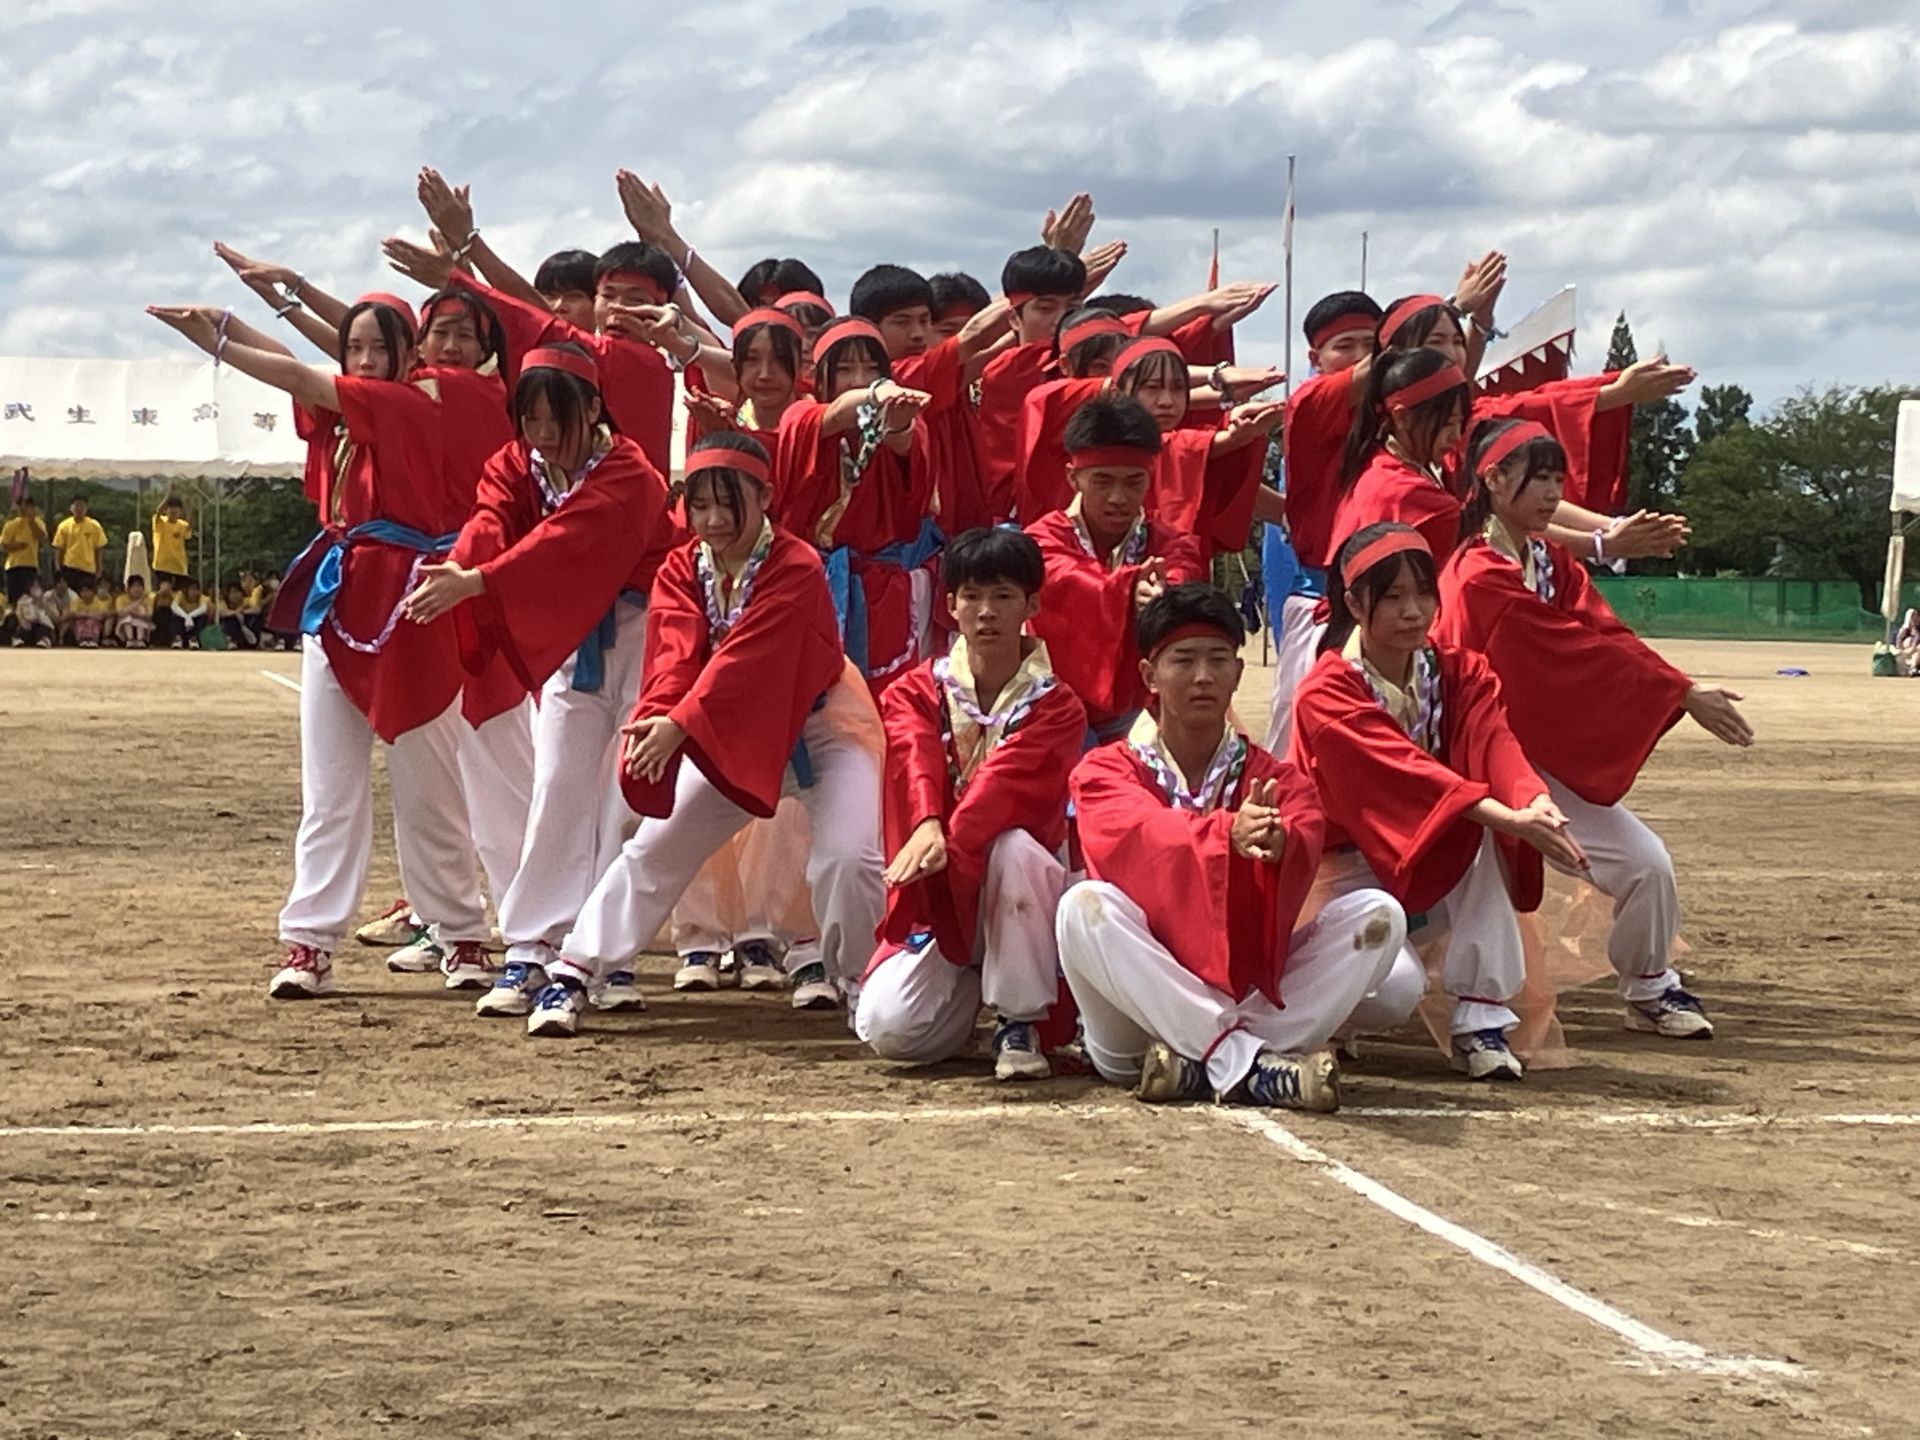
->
[4,638,1916,1438]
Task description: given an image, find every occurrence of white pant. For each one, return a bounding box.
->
[1056,881,1408,1093]
[497,603,649,967]
[670,804,804,958]
[454,700,534,906]
[854,830,1066,1062]
[1543,772,1681,1001]
[557,698,884,987]
[1263,594,1326,755]
[278,636,488,951]
[1323,832,1527,1034]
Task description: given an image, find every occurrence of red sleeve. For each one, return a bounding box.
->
[1290,652,1490,914]
[333,376,451,529]
[293,401,337,511]
[1026,515,1146,730]
[1442,646,1547,912]
[449,271,566,377]
[880,665,951,848]
[591,335,676,475]
[893,337,964,412]
[1016,377,1103,522]
[945,681,1085,866]
[770,399,833,542]
[1281,371,1357,569]
[1473,374,1631,513]
[976,344,1049,522]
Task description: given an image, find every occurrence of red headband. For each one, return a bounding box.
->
[1057,315,1129,355]
[1066,444,1157,470]
[812,316,885,361]
[1310,310,1380,349]
[1111,336,1184,378]
[1378,293,1449,346]
[1146,621,1237,661]
[736,308,806,339]
[523,346,600,386]
[1477,420,1553,475]
[597,269,669,302]
[685,447,771,486]
[775,291,835,316]
[1003,289,1036,309]
[1383,363,1469,413]
[358,292,418,337]
[1343,528,1432,582]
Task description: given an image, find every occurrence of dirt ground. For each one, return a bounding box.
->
[3,638,1917,1438]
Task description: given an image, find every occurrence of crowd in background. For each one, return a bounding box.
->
[0,490,290,651]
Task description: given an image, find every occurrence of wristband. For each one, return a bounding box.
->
[214,309,232,366]
[450,229,479,263]
[672,244,695,295]
[1592,528,1607,564]
[1209,362,1231,397]
[273,298,300,319]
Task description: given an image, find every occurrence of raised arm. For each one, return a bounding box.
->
[1141,281,1275,337]
[616,170,752,329]
[416,167,549,312]
[148,305,337,412]
[213,242,345,359]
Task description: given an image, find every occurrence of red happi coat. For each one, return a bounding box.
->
[976,342,1052,523]
[772,397,936,690]
[876,657,1086,965]
[280,374,467,741]
[1025,509,1208,734]
[1071,737,1326,1005]
[1436,535,1692,807]
[1290,646,1546,915]
[449,272,674,474]
[1331,448,1464,566]
[622,527,847,820]
[1281,370,1358,570]
[894,337,992,537]
[449,433,680,708]
[1474,375,1632,514]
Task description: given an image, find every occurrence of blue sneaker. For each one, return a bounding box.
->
[673,951,724,992]
[475,959,546,1018]
[526,981,587,1039]
[593,969,647,1012]
[1452,1028,1524,1081]
[1229,1049,1341,1111]
[990,1019,1050,1082]
[735,940,787,992]
[1626,984,1714,1039]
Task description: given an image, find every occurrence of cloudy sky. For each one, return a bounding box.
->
[3,0,1915,410]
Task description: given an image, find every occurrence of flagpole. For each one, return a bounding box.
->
[1361,230,1369,290]
[1282,154,1295,402]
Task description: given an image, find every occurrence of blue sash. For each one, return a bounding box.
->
[787,691,830,790]
[571,588,649,695]
[824,517,945,676]
[294,520,459,635]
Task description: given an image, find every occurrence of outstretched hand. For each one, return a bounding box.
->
[416,167,474,245]
[403,560,482,625]
[146,305,224,354]
[1454,250,1508,322]
[1206,281,1277,328]
[1685,684,1754,748]
[1614,356,1698,406]
[883,817,949,886]
[615,169,675,244]
[1603,509,1691,560]
[383,234,453,289]
[620,715,687,783]
[1079,238,1128,295]
[1043,192,1096,254]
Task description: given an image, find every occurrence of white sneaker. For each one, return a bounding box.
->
[385,933,444,974]
[735,940,786,992]
[673,952,723,992]
[789,961,840,1011]
[990,1019,1051,1082]
[356,898,422,949]
[1452,1028,1525,1081]
[440,941,496,991]
[593,970,648,1012]
[476,960,546,1017]
[1625,984,1714,1039]
[527,981,587,1038]
[268,944,335,1000]
[715,950,743,989]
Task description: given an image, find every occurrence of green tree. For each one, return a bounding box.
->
[1606,312,1694,522]
[1694,383,1753,446]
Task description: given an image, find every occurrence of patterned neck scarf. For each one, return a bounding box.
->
[1068,494,1149,571]
[1127,711,1248,813]
[934,636,1057,791]
[530,426,613,514]
[1343,629,1445,756]
[696,517,775,640]
[1483,516,1556,602]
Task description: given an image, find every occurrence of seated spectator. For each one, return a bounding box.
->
[116,575,155,649]
[221,581,261,650]
[63,578,110,648]
[42,573,73,638]
[171,578,212,647]
[102,580,127,645]
[258,570,292,650]
[1897,608,1920,677]
[12,579,55,647]
[0,591,11,644]
[151,579,179,647]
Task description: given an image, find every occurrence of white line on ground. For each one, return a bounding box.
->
[1345,1105,1920,1129]
[257,668,302,695]
[1218,1108,1806,1382]
[0,1102,1121,1142]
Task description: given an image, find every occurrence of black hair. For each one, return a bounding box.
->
[682,431,773,533]
[419,286,506,370]
[1340,346,1472,490]
[593,241,677,299]
[1000,246,1087,301]
[1459,417,1570,540]
[337,299,414,380]
[511,340,605,451]
[1303,290,1382,347]
[730,315,802,386]
[943,526,1044,596]
[161,494,182,510]
[1113,346,1189,400]
[534,249,599,296]
[741,257,825,304]
[849,264,934,323]
[930,271,992,318]
[1137,583,1244,657]
[1056,303,1127,377]
[738,259,780,303]
[1085,292,1155,316]
[778,294,835,335]
[1318,522,1440,656]
[819,332,891,397]
[1062,393,1163,458]
[1377,293,1465,354]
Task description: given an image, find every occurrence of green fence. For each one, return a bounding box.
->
[1591,576,1890,640]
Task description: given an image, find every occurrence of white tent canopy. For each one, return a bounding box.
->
[0,355,303,482]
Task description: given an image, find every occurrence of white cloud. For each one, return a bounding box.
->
[0,0,1912,410]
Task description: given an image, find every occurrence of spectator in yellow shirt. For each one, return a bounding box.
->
[116,575,155,648]
[2,497,47,602]
[152,494,192,588]
[62,578,110,648]
[52,495,108,588]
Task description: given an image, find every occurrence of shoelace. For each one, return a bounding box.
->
[1256,1060,1302,1104]
[497,962,534,988]
[1664,988,1705,1014]
[995,1022,1035,1053]
[281,944,327,973]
